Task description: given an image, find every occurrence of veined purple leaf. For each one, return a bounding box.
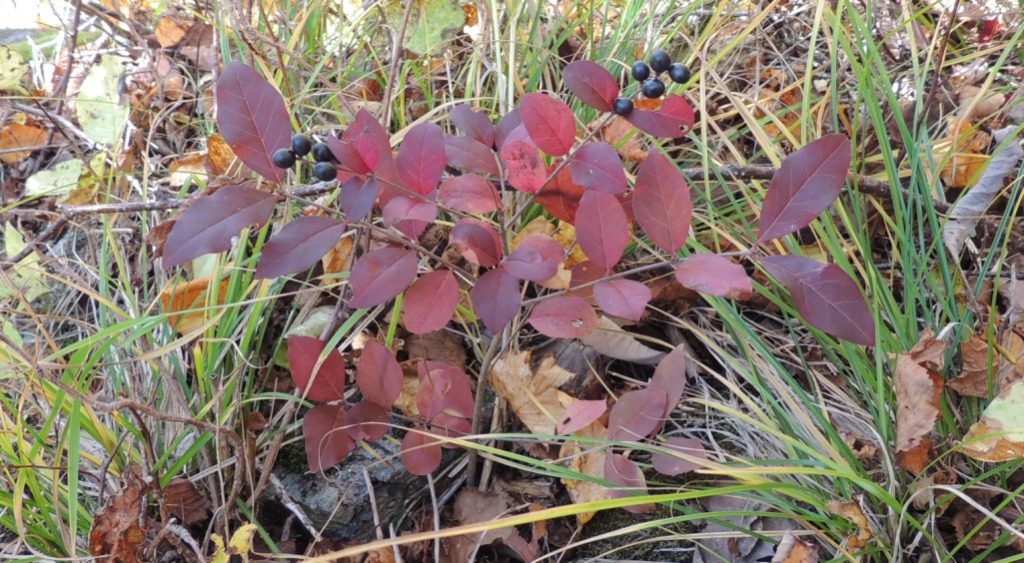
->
[288,335,347,402]
[562,60,619,112]
[444,135,500,176]
[632,152,691,254]
[502,234,564,282]
[471,269,521,332]
[403,270,460,334]
[450,105,495,147]
[519,93,576,157]
[450,218,503,267]
[356,340,404,409]
[575,190,629,270]
[215,61,291,183]
[256,216,346,279]
[162,185,278,268]
[624,94,695,139]
[303,405,354,472]
[570,141,628,194]
[608,387,667,441]
[604,453,652,514]
[673,254,752,299]
[593,279,651,321]
[397,122,446,196]
[348,247,418,308]
[438,174,501,214]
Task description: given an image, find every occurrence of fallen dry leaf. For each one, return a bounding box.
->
[559,421,608,525]
[961,379,1024,461]
[959,84,1006,121]
[0,122,48,165]
[772,530,818,562]
[443,489,535,562]
[158,275,232,334]
[89,466,153,563]
[490,350,573,435]
[159,478,211,526]
[206,133,237,176]
[825,500,872,550]
[598,115,647,162]
[933,119,992,188]
[321,233,355,277]
[894,330,945,474]
[951,502,1024,553]
[155,14,193,48]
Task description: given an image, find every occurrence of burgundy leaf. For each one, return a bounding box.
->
[417,361,475,420]
[397,122,446,196]
[649,344,687,418]
[162,185,278,268]
[450,218,503,267]
[562,60,619,112]
[593,279,651,321]
[500,140,547,193]
[430,412,472,446]
[401,427,442,475]
[673,254,752,299]
[495,108,521,150]
[471,268,521,332]
[356,340,403,409]
[404,270,460,334]
[556,399,607,435]
[624,94,695,139]
[340,176,379,221]
[608,387,667,441]
[575,190,629,270]
[438,174,501,214]
[757,134,852,243]
[450,105,496,147]
[519,93,576,156]
[255,216,346,279]
[344,400,390,442]
[344,109,391,173]
[288,335,347,402]
[327,135,370,175]
[570,142,628,194]
[444,135,500,176]
[348,247,418,308]
[382,196,437,240]
[759,255,875,345]
[652,437,707,476]
[528,296,598,338]
[215,61,291,183]
[502,234,564,282]
[567,260,604,303]
[603,453,652,514]
[534,165,584,223]
[303,404,354,473]
[633,151,691,254]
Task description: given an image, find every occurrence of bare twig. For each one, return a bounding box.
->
[381,0,417,130]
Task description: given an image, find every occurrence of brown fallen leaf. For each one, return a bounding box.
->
[772,530,818,562]
[155,14,193,48]
[321,233,355,277]
[490,350,573,435]
[951,502,1024,553]
[158,275,232,334]
[959,84,1006,121]
[894,330,945,474]
[89,466,153,563]
[961,379,1024,461]
[825,500,872,550]
[0,122,48,165]
[443,489,535,562]
[559,420,608,525]
[159,478,211,525]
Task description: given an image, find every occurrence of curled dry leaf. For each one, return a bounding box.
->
[824,500,872,550]
[559,421,608,525]
[159,275,231,334]
[772,531,819,563]
[489,350,575,435]
[894,330,945,473]
[579,316,666,365]
[962,379,1024,461]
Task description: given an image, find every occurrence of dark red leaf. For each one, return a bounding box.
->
[356,340,403,408]
[500,140,547,193]
[450,105,496,148]
[471,269,521,333]
[562,60,619,113]
[397,122,446,196]
[556,399,607,435]
[255,216,346,279]
[528,296,598,338]
[652,437,707,476]
[570,142,627,194]
[608,387,667,441]
[603,453,651,514]
[575,191,629,270]
[502,234,564,282]
[215,61,291,183]
[303,404,354,473]
[649,344,687,418]
[340,176,379,222]
[417,361,475,420]
[382,196,437,240]
[444,135,500,176]
[327,135,370,175]
[759,255,875,345]
[401,427,442,475]
[429,412,472,447]
[567,260,604,303]
[757,134,851,243]
[593,279,651,321]
[438,174,501,214]
[288,335,347,402]
[534,165,584,223]
[162,185,278,268]
[344,400,390,442]
[673,254,752,299]
[519,93,576,156]
[348,247,418,308]
[624,94,695,139]
[404,270,460,334]
[495,108,521,150]
[633,151,691,254]
[344,109,391,173]
[450,218,503,267]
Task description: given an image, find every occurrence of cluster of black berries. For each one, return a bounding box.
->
[612,49,691,116]
[272,134,338,181]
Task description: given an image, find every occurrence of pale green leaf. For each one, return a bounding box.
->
[24,159,84,199]
[385,0,466,55]
[77,55,130,146]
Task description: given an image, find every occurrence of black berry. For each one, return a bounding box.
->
[641,78,666,99]
[312,142,334,163]
[612,98,634,116]
[291,134,312,157]
[668,63,691,84]
[631,61,650,82]
[272,148,296,169]
[313,161,338,181]
[649,49,671,73]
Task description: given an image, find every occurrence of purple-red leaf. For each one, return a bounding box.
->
[403,270,460,334]
[519,93,576,156]
[593,279,651,321]
[417,361,475,420]
[673,254,752,299]
[649,344,687,418]
[304,404,354,472]
[495,109,521,150]
[449,218,503,267]
[502,234,564,282]
[575,191,629,270]
[444,135,500,176]
[471,269,521,333]
[348,247,418,308]
[450,105,495,147]
[356,340,403,409]
[401,427,442,475]
[162,185,278,268]
[382,196,437,240]
[535,166,584,224]
[757,134,852,243]
[759,255,875,345]
[652,437,707,476]
[528,296,598,338]
[624,94,695,139]
[255,216,346,279]
[215,61,291,183]
[327,135,370,175]
[344,400,390,442]
[633,152,691,254]
[438,174,501,214]
[340,176,380,222]
[608,388,667,441]
[430,412,472,445]
[562,60,619,113]
[288,335,347,402]
[604,453,651,513]
[570,142,627,194]
[556,399,607,435]
[344,109,391,173]
[500,140,547,193]
[397,122,446,196]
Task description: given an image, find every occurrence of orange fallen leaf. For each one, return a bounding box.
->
[0,122,47,165]
[159,275,232,334]
[962,379,1024,462]
[825,500,872,550]
[894,330,945,474]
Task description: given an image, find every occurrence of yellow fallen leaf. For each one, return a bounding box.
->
[962,380,1024,461]
[158,275,232,334]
